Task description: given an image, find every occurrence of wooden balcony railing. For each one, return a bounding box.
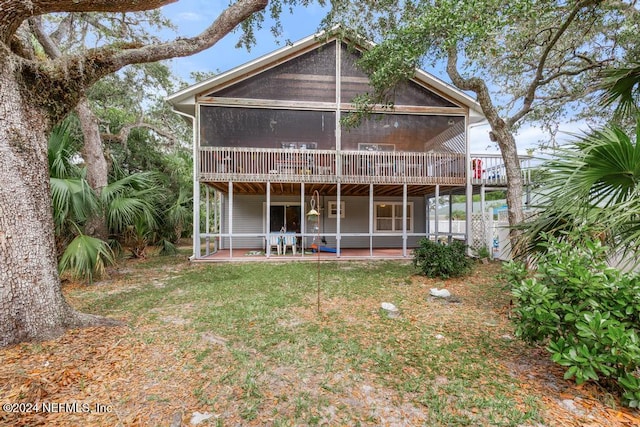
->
[470,154,532,186]
[199,147,532,186]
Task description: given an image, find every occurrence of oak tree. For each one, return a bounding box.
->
[325,0,638,244]
[0,0,270,347]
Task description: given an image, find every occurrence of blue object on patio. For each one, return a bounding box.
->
[311,245,336,253]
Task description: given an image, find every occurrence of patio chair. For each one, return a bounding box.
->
[282,233,297,255]
[267,234,282,255]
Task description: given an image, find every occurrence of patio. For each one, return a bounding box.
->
[193,247,411,263]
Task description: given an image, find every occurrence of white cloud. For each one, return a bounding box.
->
[177,12,203,22]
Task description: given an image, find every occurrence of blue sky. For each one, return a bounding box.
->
[159,1,583,154]
[161,0,329,81]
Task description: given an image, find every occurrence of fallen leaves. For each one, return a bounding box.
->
[1,261,639,426]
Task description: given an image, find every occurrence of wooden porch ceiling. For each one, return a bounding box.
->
[204,182,470,197]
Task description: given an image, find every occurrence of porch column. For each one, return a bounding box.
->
[426,196,430,237]
[205,186,210,256]
[336,182,341,257]
[214,189,220,253]
[402,183,407,257]
[300,183,305,257]
[480,184,486,217]
[228,181,233,258]
[266,182,271,258]
[189,111,200,260]
[434,184,440,242]
[193,176,201,259]
[335,40,342,178]
[369,184,374,257]
[448,190,453,244]
[465,118,473,250]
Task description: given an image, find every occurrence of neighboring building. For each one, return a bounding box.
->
[167,31,530,260]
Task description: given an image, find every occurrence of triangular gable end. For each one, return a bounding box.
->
[168,31,486,124]
[339,42,457,108]
[202,38,461,109]
[207,42,337,103]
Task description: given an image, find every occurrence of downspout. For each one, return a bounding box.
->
[171,107,199,260]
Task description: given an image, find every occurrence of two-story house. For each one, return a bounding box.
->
[168,31,527,261]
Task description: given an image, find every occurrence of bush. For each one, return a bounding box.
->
[508,233,640,407]
[412,238,474,278]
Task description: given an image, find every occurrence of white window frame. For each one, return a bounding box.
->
[327,201,345,218]
[374,202,413,233]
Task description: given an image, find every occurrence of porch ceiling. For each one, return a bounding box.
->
[204,182,470,197]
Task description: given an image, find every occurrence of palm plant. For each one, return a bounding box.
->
[50,114,193,273]
[519,63,640,265]
[101,171,160,236]
[165,187,192,242]
[48,122,97,247]
[48,121,115,281]
[58,232,116,283]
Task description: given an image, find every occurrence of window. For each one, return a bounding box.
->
[264,203,301,233]
[374,202,413,232]
[327,201,345,218]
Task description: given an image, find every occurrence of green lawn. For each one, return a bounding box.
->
[50,255,543,426]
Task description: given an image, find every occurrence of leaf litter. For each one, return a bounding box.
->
[0,259,638,426]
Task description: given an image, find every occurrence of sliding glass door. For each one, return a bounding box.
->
[268,204,301,233]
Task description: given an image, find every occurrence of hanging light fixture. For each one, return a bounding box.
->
[306,197,319,223]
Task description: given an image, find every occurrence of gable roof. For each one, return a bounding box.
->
[167,30,486,124]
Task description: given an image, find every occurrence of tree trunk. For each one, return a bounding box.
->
[445,48,525,244]
[76,98,109,240]
[493,127,525,247]
[0,0,269,349]
[0,65,119,347]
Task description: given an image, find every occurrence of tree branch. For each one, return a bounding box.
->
[108,0,268,68]
[50,14,75,46]
[104,119,181,152]
[446,44,503,128]
[1,0,177,43]
[29,16,63,58]
[538,62,604,86]
[507,0,594,127]
[15,0,268,123]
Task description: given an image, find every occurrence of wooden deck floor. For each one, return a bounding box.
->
[193,248,413,263]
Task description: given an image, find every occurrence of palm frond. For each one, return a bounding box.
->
[107,196,157,234]
[48,121,82,179]
[542,124,640,211]
[58,234,115,283]
[100,171,160,205]
[166,188,192,240]
[599,64,640,119]
[50,177,98,231]
[157,238,178,255]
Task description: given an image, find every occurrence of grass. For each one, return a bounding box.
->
[49,255,544,426]
[3,252,634,426]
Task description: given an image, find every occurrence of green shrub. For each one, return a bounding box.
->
[508,233,640,407]
[475,245,491,259]
[412,238,474,278]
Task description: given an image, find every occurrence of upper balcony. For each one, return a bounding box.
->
[199,147,531,188]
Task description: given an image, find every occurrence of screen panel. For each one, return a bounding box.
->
[341,113,464,153]
[209,43,337,103]
[340,43,457,108]
[200,106,336,149]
